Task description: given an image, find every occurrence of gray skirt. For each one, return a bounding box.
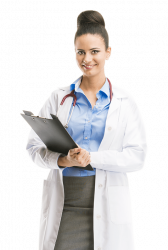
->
[54,175,95,250]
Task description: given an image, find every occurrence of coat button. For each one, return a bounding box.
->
[98,184,102,188]
[108,126,112,130]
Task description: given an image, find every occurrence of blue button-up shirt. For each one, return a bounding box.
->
[59,76,110,176]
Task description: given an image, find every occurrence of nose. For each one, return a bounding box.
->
[82,52,93,63]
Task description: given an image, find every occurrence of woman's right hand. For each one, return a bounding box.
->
[66,147,91,168]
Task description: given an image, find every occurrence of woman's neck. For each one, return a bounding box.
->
[80,73,106,94]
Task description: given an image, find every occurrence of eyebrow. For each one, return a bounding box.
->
[77,48,100,51]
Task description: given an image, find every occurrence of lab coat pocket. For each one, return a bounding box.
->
[41,180,54,217]
[107,186,132,224]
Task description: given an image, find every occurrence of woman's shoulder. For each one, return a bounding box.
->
[113,84,134,99]
[113,84,138,109]
[50,85,71,97]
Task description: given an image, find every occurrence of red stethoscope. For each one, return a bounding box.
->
[57,77,113,128]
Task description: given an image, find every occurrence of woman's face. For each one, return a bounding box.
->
[75,33,111,77]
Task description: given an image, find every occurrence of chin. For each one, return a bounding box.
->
[83,71,96,76]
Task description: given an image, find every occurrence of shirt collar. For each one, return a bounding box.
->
[59,76,129,99]
[70,75,109,98]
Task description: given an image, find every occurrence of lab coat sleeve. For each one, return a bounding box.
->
[25,90,67,172]
[90,99,147,172]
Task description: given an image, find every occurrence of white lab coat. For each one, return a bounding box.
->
[26,76,147,250]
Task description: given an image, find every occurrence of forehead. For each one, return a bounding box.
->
[75,33,104,49]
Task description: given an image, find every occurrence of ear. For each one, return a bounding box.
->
[106,46,112,61]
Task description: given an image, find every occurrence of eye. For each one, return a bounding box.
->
[77,50,99,55]
[77,51,84,55]
[92,50,99,54]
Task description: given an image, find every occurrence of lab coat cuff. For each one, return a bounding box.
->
[90,150,118,169]
[90,151,102,167]
[42,149,65,170]
[56,153,68,172]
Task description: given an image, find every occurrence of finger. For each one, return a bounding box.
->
[77,152,86,163]
[75,147,81,153]
[80,150,89,159]
[72,147,80,152]
[81,157,91,168]
[69,148,81,156]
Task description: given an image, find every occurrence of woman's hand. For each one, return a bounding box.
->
[66,146,91,168]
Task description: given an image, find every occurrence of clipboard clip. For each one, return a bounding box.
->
[22,110,47,122]
[30,116,46,122]
[32,116,47,123]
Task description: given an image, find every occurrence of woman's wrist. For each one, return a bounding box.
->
[58,155,71,168]
[64,155,73,167]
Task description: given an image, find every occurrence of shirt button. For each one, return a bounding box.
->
[98,184,103,188]
[85,137,87,139]
[88,120,90,122]
[97,214,101,219]
[108,126,112,131]
[97,248,101,250]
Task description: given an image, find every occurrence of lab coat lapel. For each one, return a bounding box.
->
[108,84,128,117]
[56,89,74,126]
[108,94,121,117]
[97,95,121,150]
[98,86,128,150]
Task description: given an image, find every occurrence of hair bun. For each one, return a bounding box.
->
[77,10,105,28]
[74,10,109,51]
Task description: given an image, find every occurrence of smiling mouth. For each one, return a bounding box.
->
[82,64,97,69]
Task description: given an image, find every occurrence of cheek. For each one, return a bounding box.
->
[97,60,105,68]
[77,57,83,65]
[96,56,105,65]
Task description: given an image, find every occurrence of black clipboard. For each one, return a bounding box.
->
[21,110,94,171]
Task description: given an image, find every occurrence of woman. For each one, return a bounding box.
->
[26,10,147,250]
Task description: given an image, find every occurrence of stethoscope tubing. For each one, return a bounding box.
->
[57,77,113,128]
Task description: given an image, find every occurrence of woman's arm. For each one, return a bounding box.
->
[57,154,69,168]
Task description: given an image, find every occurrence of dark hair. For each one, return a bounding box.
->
[74,10,109,51]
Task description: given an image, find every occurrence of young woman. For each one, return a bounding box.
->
[26,10,147,250]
